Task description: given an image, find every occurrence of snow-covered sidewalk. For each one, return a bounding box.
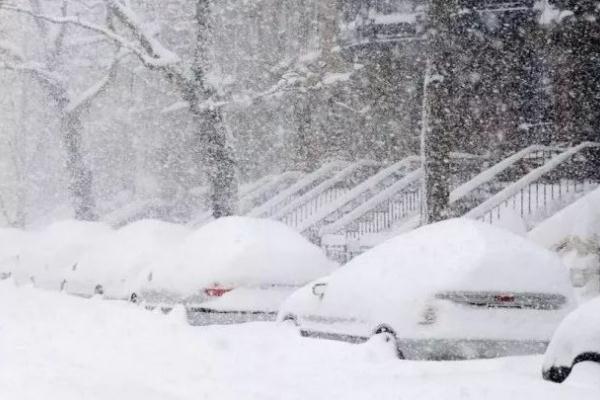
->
[0,281,598,400]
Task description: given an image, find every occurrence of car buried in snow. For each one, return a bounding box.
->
[132,216,337,324]
[278,219,576,360]
[542,296,600,383]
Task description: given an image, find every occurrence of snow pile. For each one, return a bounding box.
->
[66,219,190,298]
[140,216,336,297]
[1,281,598,400]
[0,228,31,279]
[529,187,600,300]
[12,220,113,291]
[493,208,528,236]
[529,187,600,249]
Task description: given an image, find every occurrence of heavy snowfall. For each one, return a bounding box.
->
[1,0,600,399]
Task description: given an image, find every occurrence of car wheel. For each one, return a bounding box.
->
[544,352,600,383]
[374,326,405,359]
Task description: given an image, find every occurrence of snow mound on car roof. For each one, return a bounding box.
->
[315,219,573,322]
[346,218,570,294]
[66,219,190,298]
[344,219,571,293]
[13,220,113,290]
[140,216,336,296]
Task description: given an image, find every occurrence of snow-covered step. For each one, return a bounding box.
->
[450,145,564,215]
[296,156,421,237]
[246,161,349,219]
[319,167,423,238]
[465,142,600,227]
[188,171,304,228]
[274,160,382,229]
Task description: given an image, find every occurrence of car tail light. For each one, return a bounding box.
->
[204,287,233,297]
[494,294,515,303]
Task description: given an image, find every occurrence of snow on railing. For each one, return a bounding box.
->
[239,174,277,199]
[103,198,168,228]
[319,167,424,237]
[273,160,382,228]
[449,145,564,204]
[187,171,304,228]
[315,151,490,240]
[295,156,421,235]
[239,171,305,215]
[465,142,600,225]
[246,161,349,218]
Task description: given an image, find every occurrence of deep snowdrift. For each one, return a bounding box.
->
[529,187,600,301]
[1,281,598,400]
[529,187,600,249]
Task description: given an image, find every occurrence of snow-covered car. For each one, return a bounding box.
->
[278,219,575,360]
[134,216,337,324]
[64,219,189,299]
[12,220,113,290]
[542,296,600,383]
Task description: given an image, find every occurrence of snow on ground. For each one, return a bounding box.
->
[1,281,598,400]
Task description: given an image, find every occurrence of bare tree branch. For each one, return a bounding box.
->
[0,61,62,90]
[66,49,129,115]
[0,4,174,68]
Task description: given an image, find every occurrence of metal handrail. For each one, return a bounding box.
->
[465,142,600,224]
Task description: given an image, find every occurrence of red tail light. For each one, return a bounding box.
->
[494,294,515,302]
[204,287,233,297]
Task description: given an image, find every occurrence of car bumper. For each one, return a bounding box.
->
[186,307,277,326]
[299,328,549,360]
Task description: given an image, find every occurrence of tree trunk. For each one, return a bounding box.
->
[422,0,458,224]
[192,0,238,218]
[61,112,96,220]
[192,108,238,218]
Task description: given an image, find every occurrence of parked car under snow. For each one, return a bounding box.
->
[278,219,575,360]
[542,296,600,383]
[133,216,337,324]
[64,219,189,299]
[13,220,113,291]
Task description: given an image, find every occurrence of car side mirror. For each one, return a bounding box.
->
[312,283,327,300]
